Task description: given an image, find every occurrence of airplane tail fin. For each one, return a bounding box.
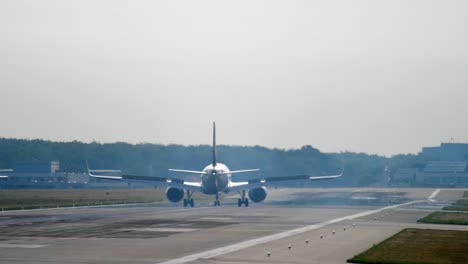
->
[212,121,217,167]
[86,160,90,173]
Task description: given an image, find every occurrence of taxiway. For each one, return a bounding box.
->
[0,188,465,264]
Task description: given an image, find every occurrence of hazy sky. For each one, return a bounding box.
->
[1,1,467,156]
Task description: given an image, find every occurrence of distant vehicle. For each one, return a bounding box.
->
[88,122,342,207]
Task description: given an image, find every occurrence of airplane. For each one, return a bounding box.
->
[88,122,343,207]
[0,169,12,179]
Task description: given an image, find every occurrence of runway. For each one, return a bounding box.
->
[0,188,466,264]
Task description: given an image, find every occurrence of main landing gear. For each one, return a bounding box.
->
[183,190,194,207]
[213,193,221,206]
[238,190,249,207]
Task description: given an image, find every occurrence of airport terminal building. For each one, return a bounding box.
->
[0,160,146,189]
[392,143,468,187]
[0,160,89,188]
[421,143,468,161]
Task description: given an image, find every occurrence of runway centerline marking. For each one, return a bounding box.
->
[0,244,48,249]
[156,200,422,264]
[199,217,232,221]
[123,228,198,232]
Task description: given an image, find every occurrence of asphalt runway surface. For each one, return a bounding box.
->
[0,188,466,264]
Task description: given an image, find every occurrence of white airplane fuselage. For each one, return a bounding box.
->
[201,163,231,195]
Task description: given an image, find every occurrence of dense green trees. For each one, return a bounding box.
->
[0,138,428,187]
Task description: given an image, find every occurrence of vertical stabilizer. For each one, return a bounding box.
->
[212,122,217,167]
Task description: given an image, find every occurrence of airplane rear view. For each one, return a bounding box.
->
[88,122,343,207]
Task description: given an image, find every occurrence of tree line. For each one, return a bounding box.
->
[0,138,428,187]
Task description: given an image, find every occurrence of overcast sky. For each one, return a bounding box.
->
[1,1,467,156]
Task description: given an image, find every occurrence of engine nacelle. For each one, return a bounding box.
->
[166,187,184,202]
[248,187,267,203]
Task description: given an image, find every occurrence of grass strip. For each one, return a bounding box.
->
[442,195,468,211]
[0,188,214,211]
[0,189,166,210]
[347,228,468,264]
[418,211,468,225]
[443,205,468,211]
[454,199,468,205]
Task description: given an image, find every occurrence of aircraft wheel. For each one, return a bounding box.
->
[189,198,194,207]
[183,198,188,207]
[238,198,242,207]
[245,198,249,207]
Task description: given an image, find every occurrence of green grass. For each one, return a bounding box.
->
[0,189,160,210]
[443,205,468,211]
[454,199,468,205]
[0,188,214,210]
[418,211,468,225]
[464,191,468,198]
[442,195,468,211]
[442,199,468,211]
[347,228,468,264]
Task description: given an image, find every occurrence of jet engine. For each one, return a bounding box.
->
[248,187,267,203]
[166,187,184,202]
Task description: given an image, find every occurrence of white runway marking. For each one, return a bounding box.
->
[157,200,421,264]
[351,196,377,200]
[0,244,48,249]
[124,228,198,233]
[199,217,232,221]
[428,188,441,200]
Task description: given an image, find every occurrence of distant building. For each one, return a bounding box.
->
[13,160,60,174]
[392,143,468,187]
[65,173,89,184]
[417,161,468,186]
[392,168,419,185]
[392,161,468,187]
[423,161,467,173]
[421,143,468,161]
[4,160,70,187]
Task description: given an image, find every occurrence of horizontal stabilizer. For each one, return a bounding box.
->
[169,169,207,175]
[219,169,260,175]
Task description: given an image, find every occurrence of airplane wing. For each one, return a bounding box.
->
[87,171,203,192]
[0,175,8,178]
[228,171,343,193]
